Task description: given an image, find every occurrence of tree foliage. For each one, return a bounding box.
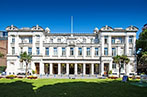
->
[113,55,130,77]
[0,52,4,58]
[20,52,32,77]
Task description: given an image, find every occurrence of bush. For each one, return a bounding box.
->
[27,75,37,79]
[6,75,17,79]
[0,66,6,73]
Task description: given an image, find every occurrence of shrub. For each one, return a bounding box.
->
[0,66,6,73]
[27,75,37,79]
[6,75,17,79]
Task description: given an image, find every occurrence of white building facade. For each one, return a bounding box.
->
[6,25,138,77]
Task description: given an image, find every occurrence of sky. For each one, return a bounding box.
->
[0,0,147,38]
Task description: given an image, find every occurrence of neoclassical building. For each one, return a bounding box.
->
[6,25,138,76]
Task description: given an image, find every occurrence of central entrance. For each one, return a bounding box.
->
[69,64,74,74]
[104,63,109,76]
[86,64,91,74]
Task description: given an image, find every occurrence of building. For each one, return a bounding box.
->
[6,25,138,76]
[0,31,8,66]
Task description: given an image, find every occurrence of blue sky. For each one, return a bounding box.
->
[0,0,146,38]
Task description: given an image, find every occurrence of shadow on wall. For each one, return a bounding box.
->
[0,80,147,97]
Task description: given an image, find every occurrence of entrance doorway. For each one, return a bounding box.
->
[69,64,74,74]
[61,63,66,74]
[94,64,99,74]
[86,64,91,74]
[53,64,58,74]
[104,63,109,76]
[78,64,83,74]
[44,63,50,74]
[35,63,40,74]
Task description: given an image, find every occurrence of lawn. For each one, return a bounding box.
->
[0,78,146,97]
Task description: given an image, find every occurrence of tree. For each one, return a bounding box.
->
[139,52,147,66]
[0,52,4,58]
[121,55,130,75]
[113,55,121,78]
[20,52,32,77]
[113,55,130,77]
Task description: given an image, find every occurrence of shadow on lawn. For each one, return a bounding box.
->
[0,80,147,97]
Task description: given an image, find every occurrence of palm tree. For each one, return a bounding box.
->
[121,55,130,75]
[113,55,122,78]
[20,52,32,77]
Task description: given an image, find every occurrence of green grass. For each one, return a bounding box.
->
[0,78,146,97]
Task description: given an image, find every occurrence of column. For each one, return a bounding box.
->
[74,63,78,75]
[125,36,129,55]
[32,35,36,55]
[133,36,136,55]
[83,63,86,75]
[8,35,12,54]
[66,63,69,75]
[108,36,112,56]
[101,36,104,56]
[91,46,94,58]
[58,63,61,75]
[50,63,53,75]
[91,63,94,75]
[39,35,43,55]
[39,61,45,75]
[83,47,86,58]
[109,61,112,71]
[15,35,19,55]
[101,62,104,76]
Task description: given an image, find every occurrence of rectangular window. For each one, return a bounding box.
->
[112,63,116,69]
[20,47,23,53]
[12,47,15,55]
[129,36,133,43]
[54,47,58,56]
[87,48,91,56]
[57,38,61,42]
[104,36,108,44]
[121,63,124,69]
[12,37,15,43]
[36,35,40,43]
[29,37,32,44]
[62,48,66,56]
[78,48,82,56]
[119,37,123,43]
[112,48,116,56]
[36,47,40,55]
[70,48,74,56]
[95,48,99,56]
[129,48,133,56]
[83,38,86,43]
[28,47,32,55]
[104,48,108,55]
[112,38,115,44]
[45,48,49,56]
[50,38,53,43]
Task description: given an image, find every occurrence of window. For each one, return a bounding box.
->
[121,63,124,69]
[83,38,86,43]
[112,63,116,69]
[20,47,23,53]
[36,35,40,42]
[104,48,108,55]
[112,48,116,56]
[36,47,40,55]
[104,36,108,44]
[87,48,91,56]
[45,48,49,56]
[119,37,123,43]
[78,48,82,56]
[29,37,32,44]
[57,38,61,42]
[70,48,74,56]
[50,38,53,43]
[3,32,8,37]
[12,47,15,55]
[12,37,15,43]
[129,36,133,43]
[129,48,133,56]
[54,47,58,56]
[62,48,66,56]
[28,47,32,55]
[91,38,94,43]
[112,38,115,44]
[95,48,99,56]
